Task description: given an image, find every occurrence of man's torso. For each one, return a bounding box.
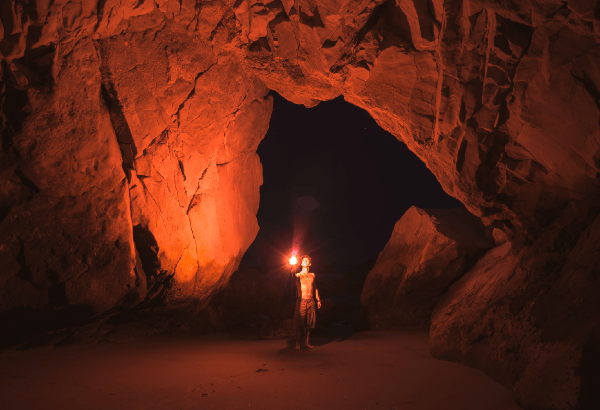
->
[297,272,315,299]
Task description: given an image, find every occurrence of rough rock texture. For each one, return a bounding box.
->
[230,1,600,407]
[1,37,138,340]
[430,194,600,410]
[360,206,492,329]
[1,0,600,408]
[235,0,600,242]
[0,1,272,343]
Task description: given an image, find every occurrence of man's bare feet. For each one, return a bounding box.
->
[305,343,313,349]
[295,344,301,350]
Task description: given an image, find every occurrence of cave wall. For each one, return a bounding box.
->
[1,0,600,408]
[0,1,272,341]
[236,0,600,241]
[429,193,600,410]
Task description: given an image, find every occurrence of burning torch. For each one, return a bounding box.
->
[289,250,298,271]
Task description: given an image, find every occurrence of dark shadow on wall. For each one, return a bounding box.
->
[0,305,95,349]
[578,331,600,409]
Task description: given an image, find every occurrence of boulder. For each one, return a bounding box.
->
[0,38,139,344]
[0,4,272,343]
[430,195,600,410]
[360,206,492,329]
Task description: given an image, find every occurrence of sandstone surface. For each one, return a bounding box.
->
[235,0,600,243]
[0,1,272,343]
[1,0,600,408]
[361,206,492,329]
[430,194,600,410]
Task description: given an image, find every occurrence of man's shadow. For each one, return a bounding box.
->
[282,324,355,351]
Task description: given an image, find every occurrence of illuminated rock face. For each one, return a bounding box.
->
[0,3,272,340]
[360,206,492,329]
[1,1,600,408]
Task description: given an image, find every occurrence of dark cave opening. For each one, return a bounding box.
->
[241,91,463,269]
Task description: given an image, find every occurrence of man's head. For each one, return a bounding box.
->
[301,255,312,268]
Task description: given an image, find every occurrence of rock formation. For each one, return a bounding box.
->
[360,206,492,329]
[236,0,600,243]
[1,0,600,408]
[430,195,600,410]
[0,1,272,342]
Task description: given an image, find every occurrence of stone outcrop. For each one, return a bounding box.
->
[234,0,600,243]
[360,206,492,329]
[430,194,600,410]
[0,1,272,343]
[1,0,600,408]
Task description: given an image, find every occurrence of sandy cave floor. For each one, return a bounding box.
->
[0,331,521,410]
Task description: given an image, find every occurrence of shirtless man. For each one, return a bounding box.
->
[292,255,321,349]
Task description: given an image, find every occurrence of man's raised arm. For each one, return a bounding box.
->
[291,265,301,277]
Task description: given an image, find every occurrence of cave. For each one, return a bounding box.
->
[1,1,600,409]
[244,91,462,268]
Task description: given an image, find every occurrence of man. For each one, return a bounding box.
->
[292,255,321,349]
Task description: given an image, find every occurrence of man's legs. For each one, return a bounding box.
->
[305,298,316,348]
[295,299,302,349]
[295,328,302,349]
[305,329,313,349]
[296,299,316,349]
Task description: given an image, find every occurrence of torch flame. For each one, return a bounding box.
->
[289,255,298,265]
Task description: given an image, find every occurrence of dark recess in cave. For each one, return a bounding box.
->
[242,91,462,268]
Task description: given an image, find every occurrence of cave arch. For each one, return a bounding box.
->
[244,91,462,268]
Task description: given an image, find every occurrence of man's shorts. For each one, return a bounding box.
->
[295,298,316,329]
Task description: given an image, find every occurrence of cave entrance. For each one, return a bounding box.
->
[241,91,463,270]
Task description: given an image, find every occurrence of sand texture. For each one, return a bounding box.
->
[0,331,520,410]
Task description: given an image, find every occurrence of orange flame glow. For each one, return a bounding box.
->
[289,255,298,265]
